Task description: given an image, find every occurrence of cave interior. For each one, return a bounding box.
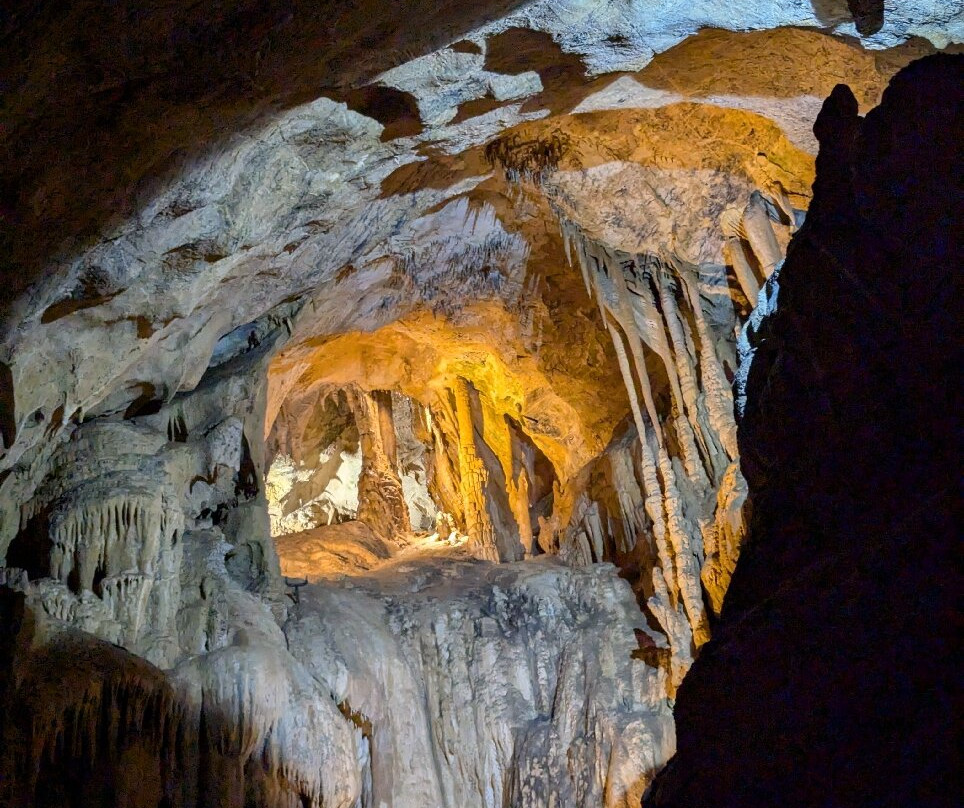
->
[0,2,960,807]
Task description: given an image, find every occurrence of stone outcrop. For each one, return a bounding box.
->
[286,556,675,808]
[0,604,361,808]
[646,53,963,808]
[0,316,370,807]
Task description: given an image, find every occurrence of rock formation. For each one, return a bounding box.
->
[287,555,674,807]
[646,52,963,808]
[0,3,959,806]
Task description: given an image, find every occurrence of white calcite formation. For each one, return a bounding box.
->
[285,555,675,808]
[462,141,797,680]
[266,386,364,535]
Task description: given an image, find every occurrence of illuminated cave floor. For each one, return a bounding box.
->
[274,520,475,582]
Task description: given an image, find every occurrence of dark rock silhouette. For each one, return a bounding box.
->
[646,52,963,808]
[847,0,884,35]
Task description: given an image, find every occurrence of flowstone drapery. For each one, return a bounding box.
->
[552,192,791,678]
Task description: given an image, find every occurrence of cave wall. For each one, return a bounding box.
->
[646,53,963,808]
[288,558,675,807]
[0,316,366,807]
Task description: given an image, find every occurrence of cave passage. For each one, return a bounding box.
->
[0,6,959,808]
[266,376,565,579]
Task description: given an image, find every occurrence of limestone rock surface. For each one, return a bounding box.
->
[0,5,960,807]
[286,555,675,808]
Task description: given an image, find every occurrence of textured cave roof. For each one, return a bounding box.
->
[1,0,958,292]
[0,0,961,528]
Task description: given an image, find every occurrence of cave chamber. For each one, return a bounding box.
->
[0,3,959,806]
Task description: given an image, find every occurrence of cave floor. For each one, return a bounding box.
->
[274,519,475,582]
[276,540,672,807]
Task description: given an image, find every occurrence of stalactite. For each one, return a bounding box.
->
[676,262,740,463]
[655,446,710,647]
[558,217,717,656]
[653,267,712,488]
[607,322,651,460]
[700,460,748,616]
[391,199,530,318]
[100,573,153,646]
[627,286,704,486]
[631,423,681,639]
[580,500,605,562]
[23,485,186,655]
[4,641,182,807]
[553,207,778,658]
[564,218,662,441]
[603,317,684,628]
[48,490,180,577]
[2,632,361,808]
[721,208,761,302]
[742,191,783,278]
[646,569,694,694]
[608,446,647,555]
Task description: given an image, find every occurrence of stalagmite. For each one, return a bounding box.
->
[510,467,535,556]
[391,393,438,532]
[579,500,606,562]
[287,556,674,808]
[348,387,411,539]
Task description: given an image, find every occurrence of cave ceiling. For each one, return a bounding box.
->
[1,1,960,531]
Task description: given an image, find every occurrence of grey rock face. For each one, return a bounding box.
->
[286,557,675,808]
